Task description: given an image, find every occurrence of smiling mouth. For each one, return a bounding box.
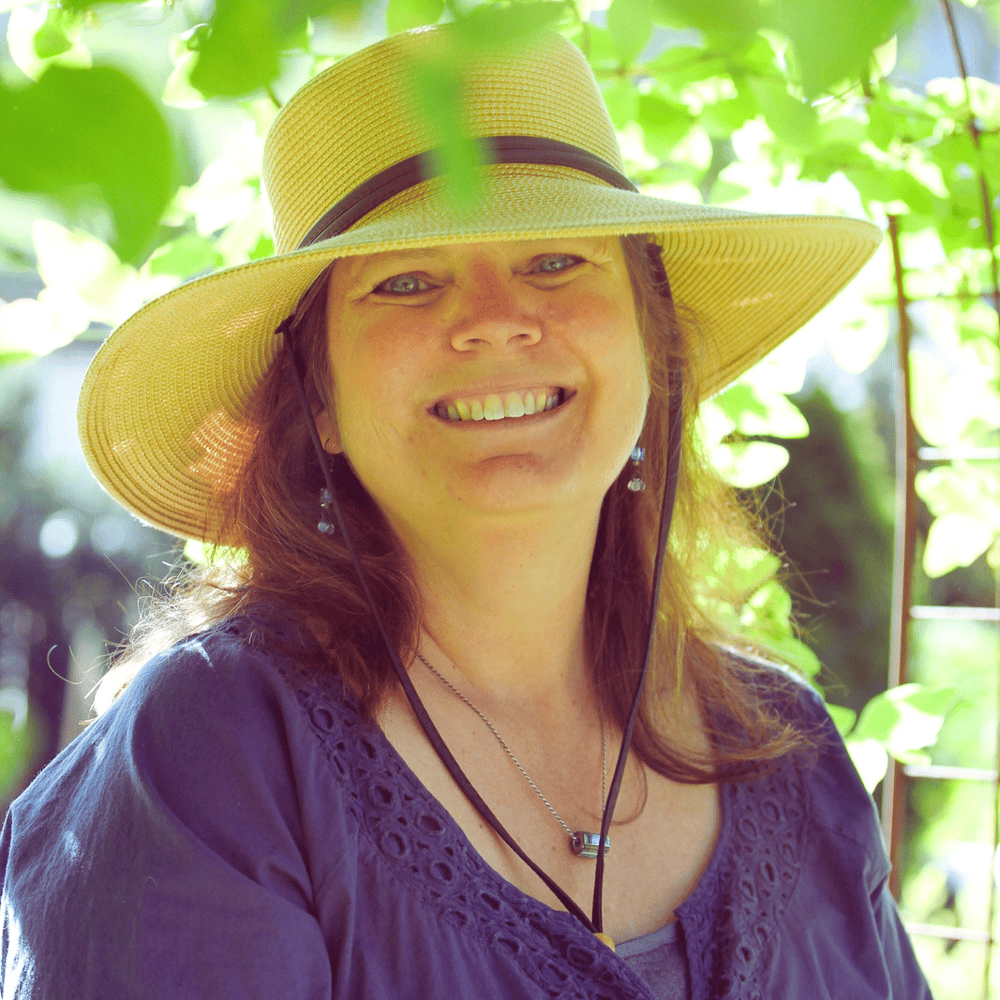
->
[432,387,569,422]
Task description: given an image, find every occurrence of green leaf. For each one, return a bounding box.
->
[866,95,896,149]
[607,0,654,66]
[758,634,821,677]
[186,0,356,97]
[744,579,793,634]
[926,76,1000,129]
[799,119,873,180]
[565,23,620,73]
[846,737,890,792]
[711,440,790,488]
[149,234,225,279]
[387,0,445,34]
[184,538,248,567]
[909,348,1000,447]
[409,57,484,211]
[34,7,72,59]
[6,4,90,79]
[747,78,818,150]
[163,26,212,110]
[0,65,176,265]
[871,34,897,78]
[700,84,758,137]
[637,92,694,156]
[249,235,275,260]
[852,683,957,763]
[708,178,750,203]
[30,219,179,329]
[826,703,858,737]
[451,2,567,54]
[767,0,915,99]
[602,78,640,129]
[653,0,761,39]
[0,348,35,369]
[712,544,782,599]
[923,512,995,577]
[188,9,283,97]
[958,301,1000,344]
[0,292,89,358]
[0,691,37,799]
[647,45,725,91]
[846,163,941,216]
[916,464,1000,523]
[713,382,809,438]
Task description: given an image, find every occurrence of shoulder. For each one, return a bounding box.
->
[3,608,362,903]
[769,667,885,872]
[121,608,312,709]
[721,648,888,877]
[102,608,357,753]
[8,609,355,853]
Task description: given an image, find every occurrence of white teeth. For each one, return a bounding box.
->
[503,392,525,418]
[437,388,563,421]
[483,395,504,420]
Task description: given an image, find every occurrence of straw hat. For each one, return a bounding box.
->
[78,25,880,544]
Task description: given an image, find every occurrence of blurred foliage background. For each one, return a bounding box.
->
[1,0,999,994]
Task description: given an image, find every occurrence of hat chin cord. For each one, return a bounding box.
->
[277,248,683,948]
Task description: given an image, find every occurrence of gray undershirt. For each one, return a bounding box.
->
[617,920,690,1000]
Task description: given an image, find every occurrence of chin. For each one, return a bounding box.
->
[456,460,614,516]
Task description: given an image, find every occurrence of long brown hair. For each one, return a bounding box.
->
[99,235,811,780]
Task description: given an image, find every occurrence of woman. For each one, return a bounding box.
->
[0,25,930,1000]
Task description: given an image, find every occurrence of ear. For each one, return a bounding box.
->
[314,408,343,455]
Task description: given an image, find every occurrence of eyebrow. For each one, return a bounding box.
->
[347,237,611,282]
[358,247,450,267]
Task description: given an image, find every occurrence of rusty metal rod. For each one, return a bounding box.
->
[884,214,918,900]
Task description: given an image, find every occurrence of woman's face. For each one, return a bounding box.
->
[317,236,649,535]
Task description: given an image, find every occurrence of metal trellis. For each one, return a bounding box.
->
[883,4,1000,997]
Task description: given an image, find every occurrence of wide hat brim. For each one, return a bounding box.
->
[79,165,880,544]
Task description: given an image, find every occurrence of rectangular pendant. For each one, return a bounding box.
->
[570,831,610,859]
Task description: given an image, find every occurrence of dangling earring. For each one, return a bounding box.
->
[627,445,646,492]
[318,487,336,534]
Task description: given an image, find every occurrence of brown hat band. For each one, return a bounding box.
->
[297,135,639,248]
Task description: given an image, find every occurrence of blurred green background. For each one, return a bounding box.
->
[1,0,999,995]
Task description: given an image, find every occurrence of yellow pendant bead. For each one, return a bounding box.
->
[593,931,616,952]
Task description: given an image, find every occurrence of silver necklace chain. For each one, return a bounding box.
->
[414,649,608,854]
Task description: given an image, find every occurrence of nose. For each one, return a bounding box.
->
[449,266,543,352]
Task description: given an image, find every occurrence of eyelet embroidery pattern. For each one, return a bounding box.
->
[678,768,807,1000]
[218,616,808,1000]
[282,666,652,1000]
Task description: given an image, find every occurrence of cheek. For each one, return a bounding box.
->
[327,324,433,452]
[559,292,648,388]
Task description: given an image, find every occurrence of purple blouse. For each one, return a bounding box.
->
[0,613,932,999]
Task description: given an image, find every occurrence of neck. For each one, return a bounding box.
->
[397,506,602,716]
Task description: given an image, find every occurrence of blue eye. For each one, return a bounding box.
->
[534,254,581,274]
[375,273,430,295]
